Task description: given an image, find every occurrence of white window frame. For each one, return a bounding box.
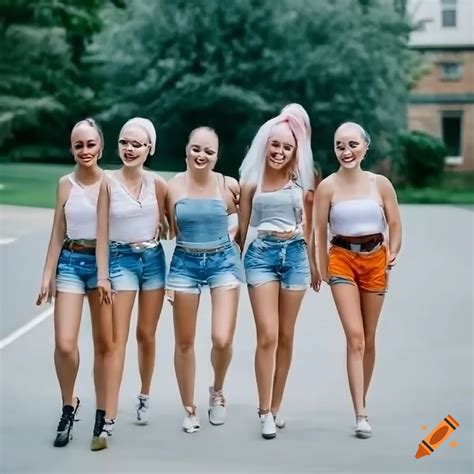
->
[439,61,463,80]
[441,0,457,28]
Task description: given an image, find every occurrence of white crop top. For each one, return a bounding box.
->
[329,172,386,237]
[250,182,303,233]
[108,171,159,243]
[64,174,101,240]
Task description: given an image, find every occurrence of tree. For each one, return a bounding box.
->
[0,0,123,161]
[91,0,416,177]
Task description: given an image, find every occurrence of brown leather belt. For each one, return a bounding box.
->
[331,235,383,253]
[63,242,96,254]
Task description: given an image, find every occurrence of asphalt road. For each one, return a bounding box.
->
[0,204,472,473]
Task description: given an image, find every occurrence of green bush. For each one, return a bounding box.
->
[397,131,447,188]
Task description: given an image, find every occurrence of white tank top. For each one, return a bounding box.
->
[250,182,304,233]
[329,172,386,237]
[108,171,159,243]
[64,174,102,240]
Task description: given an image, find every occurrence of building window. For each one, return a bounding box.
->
[441,0,457,28]
[442,112,463,164]
[440,62,463,80]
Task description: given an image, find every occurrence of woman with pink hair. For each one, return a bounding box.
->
[239,105,321,439]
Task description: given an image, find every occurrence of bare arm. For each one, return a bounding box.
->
[36,177,69,304]
[303,190,315,256]
[154,173,169,239]
[238,182,255,251]
[378,175,402,267]
[166,176,181,240]
[304,189,321,291]
[314,179,332,283]
[96,177,112,304]
[225,176,240,244]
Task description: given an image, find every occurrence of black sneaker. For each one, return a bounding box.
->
[90,409,107,451]
[53,398,80,447]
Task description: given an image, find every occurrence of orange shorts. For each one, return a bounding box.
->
[328,244,388,294]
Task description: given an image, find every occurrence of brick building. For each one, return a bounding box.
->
[408,0,474,170]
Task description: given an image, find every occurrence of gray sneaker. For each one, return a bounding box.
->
[260,412,276,440]
[208,386,226,426]
[136,395,149,425]
[274,414,286,429]
[183,406,200,433]
[355,416,372,439]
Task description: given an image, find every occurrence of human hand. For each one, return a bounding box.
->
[318,266,330,285]
[36,276,55,305]
[310,264,322,292]
[166,289,175,306]
[387,252,398,269]
[98,278,113,305]
[159,221,169,240]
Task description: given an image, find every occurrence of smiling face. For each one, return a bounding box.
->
[185,128,219,172]
[265,122,297,173]
[118,125,151,168]
[70,123,102,168]
[334,124,368,169]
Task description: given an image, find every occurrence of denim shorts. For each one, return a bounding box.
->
[109,242,166,291]
[56,249,98,294]
[167,241,244,294]
[244,235,310,290]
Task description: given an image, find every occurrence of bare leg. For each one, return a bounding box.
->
[107,291,136,420]
[360,292,385,407]
[136,289,165,395]
[87,289,114,410]
[331,284,366,416]
[54,292,84,406]
[173,291,200,407]
[270,289,305,414]
[249,283,280,411]
[210,286,240,391]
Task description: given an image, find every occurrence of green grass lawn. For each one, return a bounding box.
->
[396,187,474,204]
[396,171,474,204]
[0,163,473,208]
[0,163,176,208]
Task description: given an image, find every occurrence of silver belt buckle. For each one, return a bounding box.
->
[350,243,362,252]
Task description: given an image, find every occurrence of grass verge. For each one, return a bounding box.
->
[0,163,176,208]
[1,163,473,207]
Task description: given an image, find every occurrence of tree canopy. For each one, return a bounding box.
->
[1,0,416,176]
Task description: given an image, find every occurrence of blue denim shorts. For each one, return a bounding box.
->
[167,241,244,294]
[56,249,98,294]
[109,242,166,291]
[244,235,310,290]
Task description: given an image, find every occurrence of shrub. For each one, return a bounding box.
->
[397,131,447,188]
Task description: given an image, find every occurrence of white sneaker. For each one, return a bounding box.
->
[260,413,276,440]
[136,395,149,425]
[101,418,115,438]
[208,386,226,426]
[355,416,372,439]
[274,414,286,429]
[183,407,200,433]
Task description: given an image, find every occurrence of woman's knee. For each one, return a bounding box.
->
[94,336,114,356]
[55,338,78,356]
[136,326,156,347]
[346,333,365,354]
[364,337,376,353]
[257,332,278,351]
[211,335,233,352]
[176,339,194,354]
[277,331,295,350]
